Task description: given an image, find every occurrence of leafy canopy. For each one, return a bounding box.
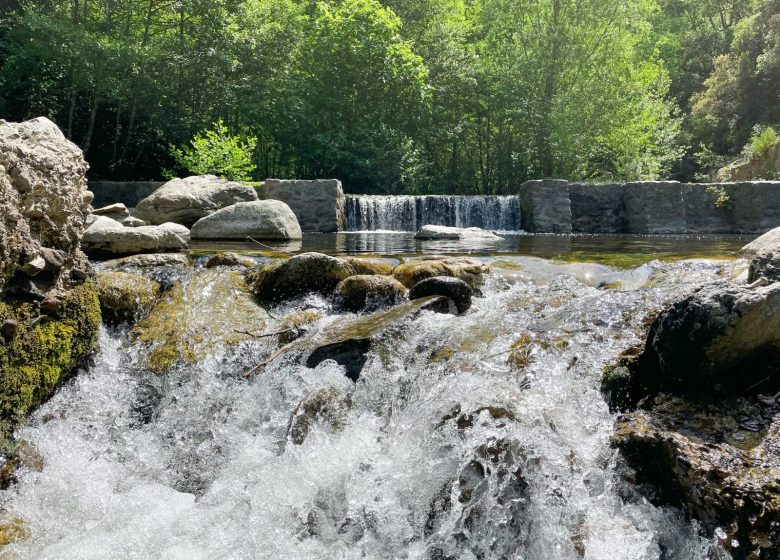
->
[169,121,257,182]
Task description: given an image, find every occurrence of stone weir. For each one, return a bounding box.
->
[520,179,780,234]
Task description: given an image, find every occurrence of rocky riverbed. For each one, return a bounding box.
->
[0,118,778,559]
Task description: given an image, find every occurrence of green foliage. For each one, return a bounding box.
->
[743,126,779,161]
[170,121,257,182]
[705,185,733,209]
[0,0,775,188]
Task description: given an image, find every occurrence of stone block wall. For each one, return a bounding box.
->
[260,179,345,233]
[518,180,780,234]
[519,179,572,233]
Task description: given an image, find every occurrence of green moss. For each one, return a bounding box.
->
[0,281,100,447]
[96,270,160,324]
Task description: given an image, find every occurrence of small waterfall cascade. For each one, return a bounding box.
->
[345,195,522,232]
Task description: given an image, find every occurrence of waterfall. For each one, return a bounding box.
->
[345,195,522,232]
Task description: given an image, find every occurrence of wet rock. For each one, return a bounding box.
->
[0,516,30,546]
[132,174,258,227]
[409,276,472,314]
[132,270,270,373]
[287,388,351,445]
[614,282,780,401]
[96,270,161,324]
[419,296,459,315]
[305,296,455,380]
[613,395,780,560]
[343,257,395,276]
[333,274,407,313]
[392,257,489,289]
[247,252,355,302]
[190,200,302,240]
[203,252,257,269]
[81,216,188,256]
[0,117,91,295]
[92,202,130,221]
[1,319,18,340]
[414,225,502,241]
[101,253,190,270]
[741,227,780,257]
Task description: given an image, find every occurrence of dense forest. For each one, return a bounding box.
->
[0,0,778,193]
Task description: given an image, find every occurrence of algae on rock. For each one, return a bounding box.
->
[132,270,271,373]
[96,270,161,324]
[0,281,100,446]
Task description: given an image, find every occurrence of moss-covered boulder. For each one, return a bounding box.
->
[393,257,489,289]
[343,257,395,276]
[247,252,356,302]
[333,274,407,313]
[96,270,160,324]
[0,281,100,446]
[131,270,271,373]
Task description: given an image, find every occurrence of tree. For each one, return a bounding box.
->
[170,120,257,181]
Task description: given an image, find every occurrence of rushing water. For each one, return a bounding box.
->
[345,195,522,232]
[0,246,747,559]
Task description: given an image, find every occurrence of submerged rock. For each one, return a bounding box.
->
[392,257,489,289]
[409,276,472,314]
[306,296,456,380]
[101,253,190,270]
[132,270,271,373]
[613,395,780,560]
[247,252,356,302]
[132,174,258,227]
[333,274,407,313]
[82,216,188,257]
[287,388,351,445]
[190,200,302,240]
[414,225,502,241]
[96,270,160,324]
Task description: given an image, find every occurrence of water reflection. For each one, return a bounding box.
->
[191,232,752,267]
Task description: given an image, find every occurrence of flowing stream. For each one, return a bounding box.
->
[0,253,741,559]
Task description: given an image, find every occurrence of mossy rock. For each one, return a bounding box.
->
[343,257,395,276]
[131,270,270,373]
[393,257,489,289]
[333,275,407,313]
[203,252,257,269]
[0,516,30,546]
[247,252,356,302]
[96,270,160,324]
[0,281,100,447]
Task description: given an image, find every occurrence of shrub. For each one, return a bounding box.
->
[169,120,257,182]
[742,125,779,162]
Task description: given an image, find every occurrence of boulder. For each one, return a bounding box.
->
[333,274,407,312]
[120,217,149,228]
[613,395,780,560]
[748,248,780,283]
[81,216,188,256]
[101,253,190,270]
[408,276,472,314]
[414,225,502,241]
[203,252,257,269]
[741,226,780,257]
[92,202,130,221]
[247,253,355,302]
[190,200,301,240]
[287,388,351,445]
[0,117,92,296]
[158,222,191,242]
[96,270,160,324]
[393,257,489,289]
[132,175,258,227]
[343,257,395,276]
[613,282,780,400]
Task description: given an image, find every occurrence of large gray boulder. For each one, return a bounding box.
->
[82,216,188,256]
[0,117,92,297]
[132,175,258,227]
[414,225,502,241]
[740,227,780,283]
[190,200,302,240]
[740,226,780,256]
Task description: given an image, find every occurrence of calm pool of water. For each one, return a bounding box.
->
[190,232,752,267]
